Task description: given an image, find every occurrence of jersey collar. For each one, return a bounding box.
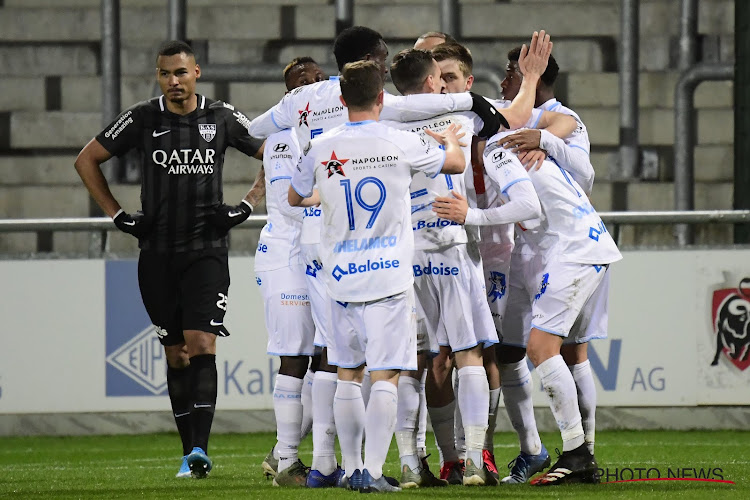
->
[346,120,375,126]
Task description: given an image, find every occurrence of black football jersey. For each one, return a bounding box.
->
[97,94,262,253]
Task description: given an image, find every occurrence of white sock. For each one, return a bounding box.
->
[417,370,428,459]
[570,359,597,454]
[457,366,489,466]
[484,387,501,451]
[453,374,465,460]
[300,369,315,441]
[273,374,304,472]
[361,369,372,407]
[363,380,398,479]
[311,371,338,475]
[334,380,365,477]
[537,355,584,452]
[395,375,421,471]
[500,359,542,455]
[428,401,459,465]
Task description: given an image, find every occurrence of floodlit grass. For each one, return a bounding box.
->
[0,430,747,499]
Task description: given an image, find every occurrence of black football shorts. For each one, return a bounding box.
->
[138,248,230,346]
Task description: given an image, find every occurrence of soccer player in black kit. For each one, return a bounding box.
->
[75,40,265,479]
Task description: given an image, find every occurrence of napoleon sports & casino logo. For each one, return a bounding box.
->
[710,277,750,371]
[105,261,167,396]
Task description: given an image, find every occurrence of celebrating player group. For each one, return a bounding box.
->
[76,23,620,492]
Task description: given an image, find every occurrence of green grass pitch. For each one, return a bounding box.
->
[1,430,747,499]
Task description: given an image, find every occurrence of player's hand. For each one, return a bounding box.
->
[518,149,547,171]
[518,30,553,79]
[113,209,153,238]
[499,128,542,152]
[425,123,467,148]
[432,191,469,224]
[210,200,253,233]
[469,92,510,138]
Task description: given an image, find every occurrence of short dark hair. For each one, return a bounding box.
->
[283,56,319,90]
[431,42,473,77]
[333,26,384,71]
[416,31,457,45]
[340,61,383,110]
[157,40,195,62]
[508,46,559,87]
[390,49,436,95]
[283,56,318,80]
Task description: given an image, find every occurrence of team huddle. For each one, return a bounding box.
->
[75,23,620,493]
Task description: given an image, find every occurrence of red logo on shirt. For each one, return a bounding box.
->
[298,103,311,127]
[323,151,349,178]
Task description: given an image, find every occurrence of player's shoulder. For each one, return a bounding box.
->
[123,97,160,117]
[266,128,300,154]
[207,97,246,117]
[283,78,340,103]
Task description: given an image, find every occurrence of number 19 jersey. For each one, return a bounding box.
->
[291,120,446,303]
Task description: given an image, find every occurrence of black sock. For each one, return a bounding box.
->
[167,365,192,456]
[189,354,217,453]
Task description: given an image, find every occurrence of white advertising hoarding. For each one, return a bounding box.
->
[0,249,748,414]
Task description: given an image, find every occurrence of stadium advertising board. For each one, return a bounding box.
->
[0,250,748,414]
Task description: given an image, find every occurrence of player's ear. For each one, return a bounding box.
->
[339,95,347,108]
[194,64,201,80]
[465,74,474,91]
[376,90,384,106]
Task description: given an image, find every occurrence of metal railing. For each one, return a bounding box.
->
[1,211,748,257]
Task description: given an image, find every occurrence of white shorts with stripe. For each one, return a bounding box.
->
[328,290,418,371]
[255,264,315,356]
[502,251,610,346]
[301,243,334,353]
[413,243,498,353]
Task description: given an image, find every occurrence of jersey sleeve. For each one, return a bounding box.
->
[264,131,301,181]
[400,131,446,178]
[290,146,316,199]
[483,144,532,193]
[539,128,595,194]
[248,86,306,138]
[381,92,473,122]
[269,177,306,222]
[224,105,264,157]
[465,180,541,226]
[95,103,144,157]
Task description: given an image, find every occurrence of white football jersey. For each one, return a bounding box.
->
[248,76,474,148]
[539,98,590,155]
[255,129,305,271]
[382,111,481,251]
[486,139,622,264]
[291,120,446,302]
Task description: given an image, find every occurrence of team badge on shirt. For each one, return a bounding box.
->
[322,151,349,178]
[198,123,216,142]
[299,103,311,127]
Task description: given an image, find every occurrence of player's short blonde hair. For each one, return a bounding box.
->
[340,61,383,110]
[431,43,473,77]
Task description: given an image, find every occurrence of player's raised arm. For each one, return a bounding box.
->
[498,30,553,130]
